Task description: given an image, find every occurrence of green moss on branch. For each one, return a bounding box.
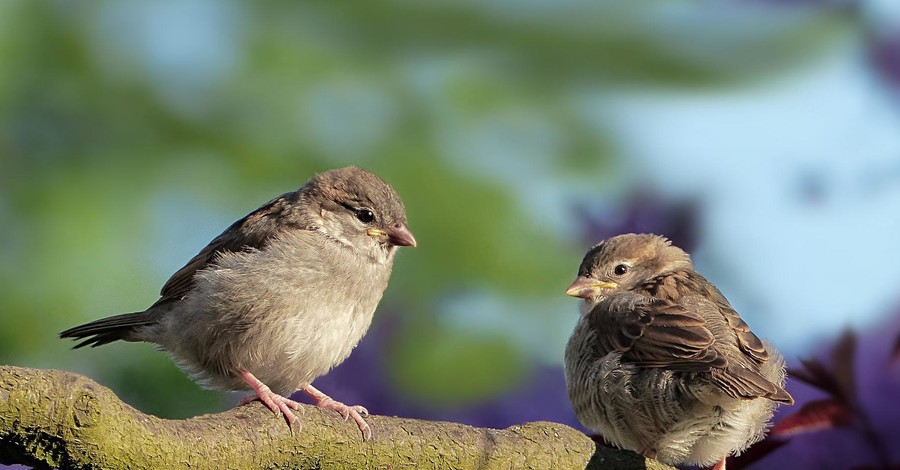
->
[0,365,672,469]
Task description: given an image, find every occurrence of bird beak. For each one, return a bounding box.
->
[368,225,417,247]
[565,277,617,299]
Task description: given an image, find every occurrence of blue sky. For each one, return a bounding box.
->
[599,37,900,353]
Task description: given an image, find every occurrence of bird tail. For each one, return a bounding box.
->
[759,340,795,405]
[768,386,794,405]
[59,311,154,348]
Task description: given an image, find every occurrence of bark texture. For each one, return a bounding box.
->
[0,365,673,469]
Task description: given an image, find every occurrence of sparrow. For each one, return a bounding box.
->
[60,166,416,440]
[564,233,793,469]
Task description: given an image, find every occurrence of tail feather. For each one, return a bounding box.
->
[760,339,794,405]
[768,386,794,405]
[59,311,153,348]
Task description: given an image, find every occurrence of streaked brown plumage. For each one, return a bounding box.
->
[564,233,793,468]
[60,167,416,440]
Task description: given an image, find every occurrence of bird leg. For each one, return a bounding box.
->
[301,384,372,440]
[238,370,304,431]
[710,457,727,470]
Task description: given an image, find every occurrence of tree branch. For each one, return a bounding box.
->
[0,365,673,469]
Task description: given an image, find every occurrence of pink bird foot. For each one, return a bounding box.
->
[710,458,727,470]
[239,370,304,432]
[302,384,372,440]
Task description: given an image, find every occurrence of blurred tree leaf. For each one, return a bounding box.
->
[387,319,528,405]
[0,0,858,420]
[771,399,855,437]
[831,329,857,404]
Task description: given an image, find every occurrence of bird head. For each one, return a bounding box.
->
[301,166,416,260]
[565,233,692,308]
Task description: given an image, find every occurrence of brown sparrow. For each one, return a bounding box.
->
[61,166,416,440]
[564,233,792,469]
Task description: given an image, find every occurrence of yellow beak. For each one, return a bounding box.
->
[565,277,618,299]
[367,225,417,248]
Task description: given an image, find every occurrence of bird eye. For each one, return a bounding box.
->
[614,264,628,276]
[355,208,375,223]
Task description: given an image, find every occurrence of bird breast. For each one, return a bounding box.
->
[564,310,785,467]
[157,231,392,395]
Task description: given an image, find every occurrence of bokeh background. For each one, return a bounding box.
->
[2,1,900,468]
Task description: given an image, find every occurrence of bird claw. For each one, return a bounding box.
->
[239,371,304,432]
[358,421,373,441]
[323,401,370,438]
[302,385,373,440]
[352,405,369,418]
[240,389,304,429]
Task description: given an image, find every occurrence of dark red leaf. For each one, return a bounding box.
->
[789,359,846,401]
[832,329,857,403]
[726,437,790,469]
[771,399,855,437]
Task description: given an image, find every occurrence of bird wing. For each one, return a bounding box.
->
[701,283,770,364]
[590,292,726,371]
[592,292,790,402]
[152,192,304,307]
[680,293,792,403]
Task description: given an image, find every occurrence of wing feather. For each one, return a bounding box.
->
[152,192,305,307]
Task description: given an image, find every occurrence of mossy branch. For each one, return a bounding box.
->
[0,365,673,469]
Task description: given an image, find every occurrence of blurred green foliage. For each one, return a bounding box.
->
[0,1,849,418]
